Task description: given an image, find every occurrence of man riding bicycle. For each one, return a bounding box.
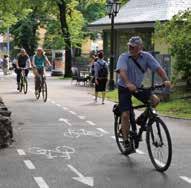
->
[116,36,171,154]
[15,48,31,90]
[31,47,51,95]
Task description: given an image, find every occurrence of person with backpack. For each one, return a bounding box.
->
[116,36,171,154]
[94,50,108,104]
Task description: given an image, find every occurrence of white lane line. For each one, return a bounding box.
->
[86,121,96,126]
[62,107,68,110]
[34,177,49,188]
[78,115,86,120]
[180,176,191,184]
[96,128,109,134]
[56,104,61,107]
[58,118,72,126]
[58,118,65,122]
[69,111,77,115]
[136,149,145,155]
[17,149,26,156]
[24,160,36,170]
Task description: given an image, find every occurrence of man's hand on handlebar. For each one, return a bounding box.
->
[126,83,137,92]
[163,80,171,88]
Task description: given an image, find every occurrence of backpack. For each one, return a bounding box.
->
[91,64,95,76]
[97,61,108,78]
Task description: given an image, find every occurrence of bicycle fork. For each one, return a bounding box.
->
[129,109,139,149]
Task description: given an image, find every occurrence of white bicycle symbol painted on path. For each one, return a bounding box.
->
[28,146,75,159]
[63,129,103,138]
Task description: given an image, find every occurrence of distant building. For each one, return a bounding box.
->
[88,0,191,62]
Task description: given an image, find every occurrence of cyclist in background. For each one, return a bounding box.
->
[31,47,51,95]
[15,48,31,90]
[116,36,171,154]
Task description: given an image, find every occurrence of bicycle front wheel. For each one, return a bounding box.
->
[35,89,40,100]
[23,77,28,94]
[146,117,172,172]
[19,79,23,92]
[42,81,47,102]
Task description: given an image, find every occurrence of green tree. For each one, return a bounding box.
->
[154,9,191,86]
[10,13,39,56]
[0,0,30,29]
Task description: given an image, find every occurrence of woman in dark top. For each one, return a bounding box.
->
[15,48,31,90]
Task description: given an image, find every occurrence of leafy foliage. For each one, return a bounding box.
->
[0,0,31,29]
[154,9,191,86]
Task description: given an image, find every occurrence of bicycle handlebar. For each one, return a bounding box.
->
[137,84,165,92]
[18,67,28,70]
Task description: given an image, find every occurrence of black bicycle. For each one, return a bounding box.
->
[19,68,28,94]
[113,84,172,172]
[34,68,48,102]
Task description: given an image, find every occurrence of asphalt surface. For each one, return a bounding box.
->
[0,70,191,188]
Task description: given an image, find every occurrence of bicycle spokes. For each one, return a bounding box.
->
[147,117,172,172]
[42,81,47,102]
[114,116,126,154]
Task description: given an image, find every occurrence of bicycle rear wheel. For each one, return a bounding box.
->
[146,117,172,172]
[114,115,127,155]
[23,77,28,94]
[42,81,47,102]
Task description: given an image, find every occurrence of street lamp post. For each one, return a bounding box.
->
[106,0,120,90]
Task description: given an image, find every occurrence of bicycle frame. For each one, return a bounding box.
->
[130,101,157,146]
[128,85,163,148]
[114,84,172,171]
[20,68,27,80]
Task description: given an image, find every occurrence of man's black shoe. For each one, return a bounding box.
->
[123,140,135,155]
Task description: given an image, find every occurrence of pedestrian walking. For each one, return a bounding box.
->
[94,50,108,104]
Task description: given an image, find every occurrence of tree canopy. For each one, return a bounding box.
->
[154,9,191,86]
[0,0,129,75]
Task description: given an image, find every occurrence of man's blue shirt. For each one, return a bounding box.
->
[116,51,161,88]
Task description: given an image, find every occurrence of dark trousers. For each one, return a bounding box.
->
[15,69,29,84]
[35,68,44,91]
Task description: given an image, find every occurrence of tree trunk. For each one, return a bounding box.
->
[57,0,72,77]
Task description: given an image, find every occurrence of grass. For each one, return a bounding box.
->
[57,77,191,119]
[105,85,191,119]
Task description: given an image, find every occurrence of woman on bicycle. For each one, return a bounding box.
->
[31,47,51,95]
[116,36,171,154]
[15,48,31,90]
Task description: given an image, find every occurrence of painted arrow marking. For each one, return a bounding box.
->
[67,164,94,187]
[58,118,72,126]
